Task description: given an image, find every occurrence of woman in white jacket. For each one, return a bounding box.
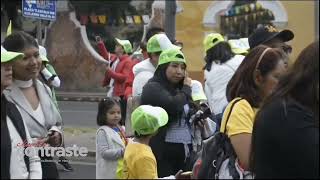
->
[203,33,244,120]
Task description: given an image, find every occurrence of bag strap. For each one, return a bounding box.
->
[223,98,243,134]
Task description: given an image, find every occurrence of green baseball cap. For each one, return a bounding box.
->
[131,105,168,136]
[147,33,181,53]
[203,33,225,52]
[1,46,24,63]
[115,38,132,54]
[191,80,207,101]
[157,48,186,68]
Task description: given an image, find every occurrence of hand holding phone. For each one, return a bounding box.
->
[183,72,192,87]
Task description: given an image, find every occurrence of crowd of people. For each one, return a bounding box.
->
[1,31,72,179]
[1,23,318,179]
[94,24,318,179]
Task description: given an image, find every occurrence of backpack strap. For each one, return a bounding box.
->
[223,98,243,134]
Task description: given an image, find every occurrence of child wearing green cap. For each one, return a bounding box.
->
[122,105,189,179]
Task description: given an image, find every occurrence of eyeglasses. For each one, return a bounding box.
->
[281,44,292,54]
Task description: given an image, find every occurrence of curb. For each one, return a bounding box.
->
[57,96,104,102]
[56,91,106,102]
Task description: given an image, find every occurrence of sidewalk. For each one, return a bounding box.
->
[63,127,96,158]
[56,91,106,102]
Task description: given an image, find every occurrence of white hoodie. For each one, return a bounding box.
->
[132,58,156,96]
[204,54,245,115]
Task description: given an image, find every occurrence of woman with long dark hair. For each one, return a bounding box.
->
[203,33,244,123]
[221,45,287,171]
[250,41,319,178]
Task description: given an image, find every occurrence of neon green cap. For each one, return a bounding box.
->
[228,38,249,55]
[1,46,24,63]
[191,80,207,101]
[157,48,186,68]
[115,38,132,54]
[131,105,168,135]
[203,33,225,52]
[147,34,181,53]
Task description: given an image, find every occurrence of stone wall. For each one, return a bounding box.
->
[44,1,170,92]
[45,12,106,92]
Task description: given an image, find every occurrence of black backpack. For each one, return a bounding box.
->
[192,98,243,179]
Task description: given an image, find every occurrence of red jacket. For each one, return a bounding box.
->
[124,60,139,100]
[97,41,133,97]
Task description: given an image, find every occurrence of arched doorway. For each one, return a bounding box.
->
[203,0,288,38]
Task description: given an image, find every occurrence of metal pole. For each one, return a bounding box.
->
[165,0,176,41]
[315,0,319,39]
[37,20,42,45]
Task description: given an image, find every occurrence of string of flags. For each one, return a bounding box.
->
[220,2,275,38]
[79,15,150,25]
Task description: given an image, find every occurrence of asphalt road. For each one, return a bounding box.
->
[58,101,98,128]
[58,162,96,179]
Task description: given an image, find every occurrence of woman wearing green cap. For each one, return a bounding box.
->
[141,48,193,177]
[3,31,62,179]
[203,33,244,127]
[96,36,133,125]
[1,46,42,179]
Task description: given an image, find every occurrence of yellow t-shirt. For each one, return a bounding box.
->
[220,98,258,137]
[122,142,158,179]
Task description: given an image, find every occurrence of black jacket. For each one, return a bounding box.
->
[252,97,319,179]
[140,78,192,159]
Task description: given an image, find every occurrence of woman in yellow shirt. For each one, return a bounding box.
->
[220,45,287,170]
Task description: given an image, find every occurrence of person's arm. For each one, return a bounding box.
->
[24,121,42,179]
[134,157,158,179]
[96,130,124,160]
[141,82,191,118]
[225,100,255,170]
[132,71,154,97]
[102,70,111,87]
[204,79,213,108]
[124,69,135,100]
[107,60,132,83]
[45,64,60,88]
[96,36,117,61]
[40,82,63,147]
[230,134,252,170]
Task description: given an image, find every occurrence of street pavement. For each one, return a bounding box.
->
[58,162,95,179]
[58,101,99,128]
[58,100,97,162]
